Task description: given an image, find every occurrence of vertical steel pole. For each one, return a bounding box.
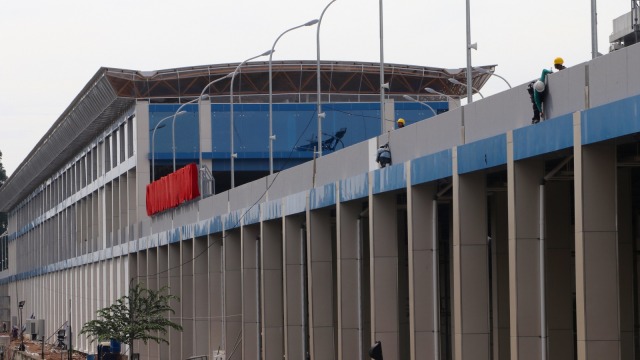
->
[379,0,386,134]
[591,0,598,58]
[317,0,337,157]
[465,0,473,103]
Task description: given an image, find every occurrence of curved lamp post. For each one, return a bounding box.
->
[425,87,455,102]
[230,50,273,188]
[316,0,338,157]
[269,19,319,175]
[448,78,484,99]
[474,67,512,89]
[152,112,186,181]
[402,95,437,117]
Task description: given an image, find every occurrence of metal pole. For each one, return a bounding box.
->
[269,19,319,175]
[379,0,386,134]
[591,0,598,58]
[151,114,181,182]
[465,0,473,103]
[230,51,272,188]
[317,0,337,157]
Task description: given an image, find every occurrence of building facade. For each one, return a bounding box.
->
[1,47,640,360]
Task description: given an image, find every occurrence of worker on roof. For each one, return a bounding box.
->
[397,118,405,129]
[554,57,566,71]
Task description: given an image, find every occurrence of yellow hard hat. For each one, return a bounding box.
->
[554,57,564,65]
[397,118,405,124]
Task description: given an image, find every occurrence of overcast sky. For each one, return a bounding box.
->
[0,0,630,176]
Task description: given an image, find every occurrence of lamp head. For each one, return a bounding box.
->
[468,42,478,50]
[448,78,463,86]
[261,50,274,57]
[474,67,492,75]
[424,87,438,94]
[402,95,414,101]
[305,19,320,26]
[176,110,187,116]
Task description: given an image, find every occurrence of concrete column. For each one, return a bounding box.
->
[617,168,634,359]
[507,133,545,360]
[337,199,365,360]
[148,247,161,360]
[224,230,242,358]
[307,208,337,360]
[209,234,224,356]
[168,243,182,360]
[242,224,261,359]
[134,101,150,221]
[452,147,490,360]
[261,220,284,360]
[407,183,439,360]
[194,236,210,357]
[182,240,194,358]
[199,99,213,172]
[574,111,621,359]
[369,191,399,359]
[283,215,307,359]
[134,251,148,359]
[545,181,574,360]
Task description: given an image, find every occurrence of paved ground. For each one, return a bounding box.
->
[4,337,87,360]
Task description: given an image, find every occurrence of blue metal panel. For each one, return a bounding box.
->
[410,149,453,185]
[195,220,209,238]
[284,192,307,216]
[182,224,195,240]
[210,216,223,234]
[158,232,168,246]
[373,162,406,194]
[310,183,336,210]
[513,114,574,160]
[339,173,369,202]
[169,229,180,244]
[225,210,242,230]
[262,199,282,221]
[582,95,640,145]
[458,134,507,174]
[244,205,261,226]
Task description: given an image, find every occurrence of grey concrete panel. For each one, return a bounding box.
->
[228,177,268,212]
[310,261,334,327]
[199,192,229,219]
[464,83,532,144]
[545,63,587,117]
[266,162,314,200]
[311,326,336,360]
[626,43,640,98]
[315,141,371,187]
[373,257,399,333]
[285,265,303,325]
[387,108,463,165]
[340,259,360,329]
[264,327,284,360]
[341,328,361,360]
[589,45,632,108]
[263,269,284,326]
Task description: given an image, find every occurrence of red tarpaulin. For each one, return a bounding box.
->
[146,163,200,216]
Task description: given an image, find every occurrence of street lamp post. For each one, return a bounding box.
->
[316,0,338,157]
[18,301,25,352]
[379,0,386,134]
[465,0,474,103]
[474,67,512,89]
[425,87,457,103]
[402,95,437,117]
[230,51,273,188]
[152,112,185,181]
[269,19,319,175]
[448,78,484,99]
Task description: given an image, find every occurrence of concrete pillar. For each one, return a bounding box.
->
[507,137,544,360]
[307,208,337,360]
[574,111,620,359]
[199,99,213,172]
[134,101,150,221]
[617,168,634,359]
[209,234,224,356]
[182,240,195,358]
[168,243,182,360]
[193,236,210,357]
[148,247,161,360]
[369,190,399,359]
[452,147,490,360]
[242,224,261,360]
[283,215,307,359]
[544,181,574,360]
[261,220,284,360]
[407,183,439,360]
[337,199,365,360]
[224,230,242,358]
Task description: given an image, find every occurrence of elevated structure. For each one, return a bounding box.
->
[1,44,640,360]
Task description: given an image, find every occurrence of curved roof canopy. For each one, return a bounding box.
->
[0,60,495,212]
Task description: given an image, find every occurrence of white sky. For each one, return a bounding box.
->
[0,0,630,176]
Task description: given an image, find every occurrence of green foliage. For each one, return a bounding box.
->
[80,282,182,349]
